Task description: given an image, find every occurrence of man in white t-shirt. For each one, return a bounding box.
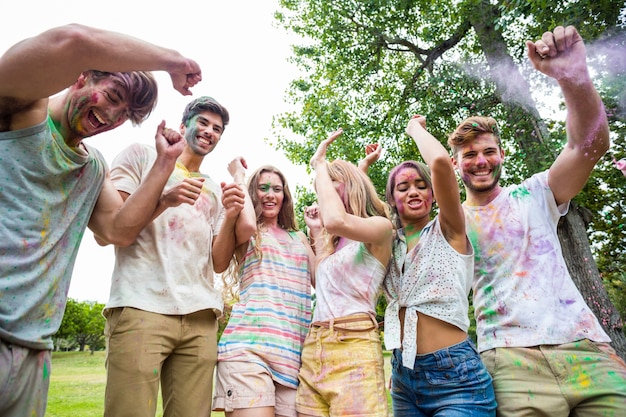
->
[447,26,626,416]
[101,96,256,417]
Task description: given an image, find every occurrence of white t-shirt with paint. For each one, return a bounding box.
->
[465,170,610,352]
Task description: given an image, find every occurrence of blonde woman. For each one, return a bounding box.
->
[296,128,393,417]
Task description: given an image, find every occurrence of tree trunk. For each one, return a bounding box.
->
[558,203,626,360]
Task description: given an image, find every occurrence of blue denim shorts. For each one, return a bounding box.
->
[390,338,496,417]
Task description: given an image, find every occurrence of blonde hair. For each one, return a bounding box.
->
[316,159,391,261]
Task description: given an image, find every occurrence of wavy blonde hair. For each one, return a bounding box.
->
[316,159,391,261]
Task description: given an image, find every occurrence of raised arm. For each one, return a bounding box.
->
[357,143,382,174]
[406,116,467,253]
[311,129,392,248]
[88,121,184,246]
[0,23,201,102]
[304,203,323,287]
[526,26,610,205]
[212,157,257,273]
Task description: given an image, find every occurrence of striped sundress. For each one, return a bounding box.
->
[217,229,312,388]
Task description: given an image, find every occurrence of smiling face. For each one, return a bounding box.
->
[256,171,285,224]
[180,111,224,156]
[453,133,504,197]
[65,76,131,139]
[391,166,433,227]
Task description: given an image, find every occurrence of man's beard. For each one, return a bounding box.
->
[462,169,501,194]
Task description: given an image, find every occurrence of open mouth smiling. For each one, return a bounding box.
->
[88,109,106,129]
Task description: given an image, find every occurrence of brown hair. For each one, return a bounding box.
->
[447,116,501,157]
[385,160,432,229]
[86,70,158,126]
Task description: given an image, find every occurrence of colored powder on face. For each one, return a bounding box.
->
[395,197,404,213]
[491,163,502,179]
[184,117,200,143]
[70,96,91,133]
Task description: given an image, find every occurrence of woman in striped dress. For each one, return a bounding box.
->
[213,165,316,417]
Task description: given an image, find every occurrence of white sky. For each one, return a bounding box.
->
[3,1,311,303]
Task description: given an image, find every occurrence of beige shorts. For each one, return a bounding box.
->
[481,339,626,416]
[213,360,297,417]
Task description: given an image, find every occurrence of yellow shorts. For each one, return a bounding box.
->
[296,313,389,417]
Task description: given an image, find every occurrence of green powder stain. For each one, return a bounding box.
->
[511,186,530,199]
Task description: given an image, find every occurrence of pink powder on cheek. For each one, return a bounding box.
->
[394,197,404,214]
[91,92,98,103]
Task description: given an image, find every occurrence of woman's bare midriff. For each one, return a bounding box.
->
[399,307,468,354]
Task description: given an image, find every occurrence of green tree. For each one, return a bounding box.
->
[273,0,626,358]
[55,298,106,352]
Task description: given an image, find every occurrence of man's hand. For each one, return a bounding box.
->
[406,114,427,135]
[526,26,588,82]
[154,120,185,161]
[169,58,202,96]
[160,177,205,208]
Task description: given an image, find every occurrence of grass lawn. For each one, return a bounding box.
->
[46,350,393,416]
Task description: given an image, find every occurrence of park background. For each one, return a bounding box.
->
[3,0,626,415]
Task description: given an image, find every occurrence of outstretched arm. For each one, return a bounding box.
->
[88,121,184,247]
[406,116,467,253]
[0,23,201,102]
[527,26,610,205]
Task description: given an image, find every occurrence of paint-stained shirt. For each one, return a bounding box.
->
[217,230,312,389]
[465,170,610,352]
[105,143,223,315]
[0,117,106,350]
[384,217,474,369]
[313,240,386,322]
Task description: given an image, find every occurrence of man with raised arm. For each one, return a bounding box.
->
[448,26,626,416]
[0,24,202,417]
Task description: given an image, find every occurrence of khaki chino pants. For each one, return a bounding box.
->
[103,307,217,417]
